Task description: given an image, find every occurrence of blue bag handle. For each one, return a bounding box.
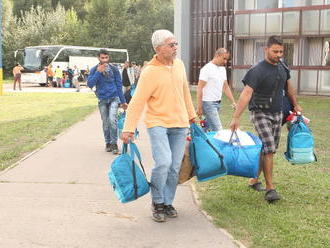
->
[229,131,242,146]
[190,123,225,160]
[129,142,142,162]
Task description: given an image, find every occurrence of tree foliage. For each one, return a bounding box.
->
[2,0,174,75]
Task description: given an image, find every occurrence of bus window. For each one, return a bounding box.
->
[42,47,62,65]
[24,48,42,70]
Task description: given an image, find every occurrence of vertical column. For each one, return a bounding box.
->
[0,0,3,96]
[174,0,191,81]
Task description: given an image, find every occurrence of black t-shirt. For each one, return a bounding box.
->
[242,60,290,113]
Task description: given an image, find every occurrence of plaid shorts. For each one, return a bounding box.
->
[250,111,283,154]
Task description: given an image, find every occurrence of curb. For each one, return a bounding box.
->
[0,111,97,177]
[190,182,248,248]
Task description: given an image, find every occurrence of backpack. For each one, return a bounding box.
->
[108,142,150,203]
[284,115,316,164]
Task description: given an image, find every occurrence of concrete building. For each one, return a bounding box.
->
[174,0,330,95]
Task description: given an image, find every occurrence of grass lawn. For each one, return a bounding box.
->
[3,78,13,84]
[0,92,97,171]
[192,92,330,248]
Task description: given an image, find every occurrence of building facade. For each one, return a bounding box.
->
[174,0,330,95]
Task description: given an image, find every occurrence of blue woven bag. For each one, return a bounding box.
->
[189,123,227,182]
[213,131,262,178]
[108,142,150,203]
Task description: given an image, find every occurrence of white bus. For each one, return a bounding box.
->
[14,45,129,85]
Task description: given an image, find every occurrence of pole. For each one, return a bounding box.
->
[0,0,3,96]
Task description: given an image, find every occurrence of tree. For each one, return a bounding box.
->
[51,0,91,20]
[121,0,174,64]
[2,4,82,76]
[83,0,127,48]
[12,0,52,18]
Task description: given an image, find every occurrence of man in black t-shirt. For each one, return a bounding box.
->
[230,36,302,203]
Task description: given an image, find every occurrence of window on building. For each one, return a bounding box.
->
[203,0,208,12]
[228,0,234,10]
[250,14,266,35]
[234,14,249,35]
[212,0,219,12]
[305,0,324,5]
[283,39,298,66]
[257,0,279,9]
[319,70,330,95]
[282,0,306,7]
[283,11,300,34]
[300,70,318,94]
[320,9,330,33]
[255,41,266,64]
[322,39,330,66]
[218,16,223,32]
[234,0,254,11]
[302,38,323,66]
[235,39,253,65]
[302,10,320,34]
[266,12,282,34]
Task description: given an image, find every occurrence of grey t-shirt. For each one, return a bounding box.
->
[242,60,290,113]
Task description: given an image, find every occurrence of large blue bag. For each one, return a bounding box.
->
[189,123,227,182]
[285,115,316,164]
[108,142,150,203]
[213,131,262,178]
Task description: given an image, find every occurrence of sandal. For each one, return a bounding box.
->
[248,182,266,192]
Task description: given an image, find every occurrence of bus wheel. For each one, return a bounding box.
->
[39,83,47,87]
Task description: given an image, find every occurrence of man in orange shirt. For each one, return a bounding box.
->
[121,29,196,222]
[46,65,55,87]
[13,64,23,91]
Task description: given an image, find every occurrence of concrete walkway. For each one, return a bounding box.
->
[0,111,238,248]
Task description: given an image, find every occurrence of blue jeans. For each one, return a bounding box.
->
[202,100,222,131]
[147,127,188,205]
[98,97,119,144]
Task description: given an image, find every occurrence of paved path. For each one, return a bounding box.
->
[0,112,238,248]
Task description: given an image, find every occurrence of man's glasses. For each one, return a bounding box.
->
[165,42,178,48]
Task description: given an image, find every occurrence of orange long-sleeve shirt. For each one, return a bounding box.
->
[123,55,196,133]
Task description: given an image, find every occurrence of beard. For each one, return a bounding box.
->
[268,56,280,64]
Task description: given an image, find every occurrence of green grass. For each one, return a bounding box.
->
[2,79,12,84]
[0,92,97,170]
[192,92,330,248]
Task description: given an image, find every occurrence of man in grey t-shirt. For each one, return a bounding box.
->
[230,36,302,203]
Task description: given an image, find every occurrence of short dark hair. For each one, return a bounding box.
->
[98,49,109,57]
[267,36,283,47]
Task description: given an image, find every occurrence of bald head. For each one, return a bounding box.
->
[212,48,230,66]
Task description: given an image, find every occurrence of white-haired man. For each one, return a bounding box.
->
[121,29,196,222]
[197,48,236,131]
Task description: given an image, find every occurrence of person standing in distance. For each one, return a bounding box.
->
[121,30,196,222]
[13,64,24,91]
[88,49,127,154]
[229,36,302,203]
[196,48,236,131]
